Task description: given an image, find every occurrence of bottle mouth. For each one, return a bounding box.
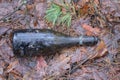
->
[79,36,99,46]
[94,37,99,45]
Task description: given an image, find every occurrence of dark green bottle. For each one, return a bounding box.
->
[12,29,98,57]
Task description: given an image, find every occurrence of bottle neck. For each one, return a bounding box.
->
[53,37,80,45]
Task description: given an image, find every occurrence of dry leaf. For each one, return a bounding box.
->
[0,26,10,36]
[70,48,87,63]
[79,4,89,16]
[90,41,108,59]
[33,19,38,27]
[0,3,13,19]
[26,4,35,11]
[82,23,101,35]
[36,56,47,71]
[35,3,46,17]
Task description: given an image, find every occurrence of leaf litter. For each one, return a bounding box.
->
[0,0,120,80]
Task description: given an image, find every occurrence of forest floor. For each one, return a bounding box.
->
[0,0,120,80]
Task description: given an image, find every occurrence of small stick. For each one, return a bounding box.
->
[69,55,92,74]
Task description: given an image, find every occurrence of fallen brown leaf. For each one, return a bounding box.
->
[0,26,10,36]
[82,23,101,36]
[90,41,108,59]
[0,3,13,19]
[70,48,87,63]
[33,19,38,27]
[26,4,35,11]
[35,3,46,17]
[36,56,47,71]
[79,4,90,16]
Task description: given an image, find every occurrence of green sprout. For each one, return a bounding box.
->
[45,2,74,27]
[60,13,71,27]
[45,3,61,25]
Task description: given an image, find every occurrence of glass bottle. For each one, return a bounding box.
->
[12,29,98,57]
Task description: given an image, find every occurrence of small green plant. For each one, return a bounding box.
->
[45,3,61,25]
[60,13,71,27]
[45,1,75,27]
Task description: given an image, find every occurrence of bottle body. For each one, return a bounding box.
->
[12,29,98,57]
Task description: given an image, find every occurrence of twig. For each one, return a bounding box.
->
[69,56,91,74]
